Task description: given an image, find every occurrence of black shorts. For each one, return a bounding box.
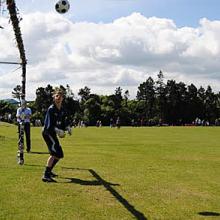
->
[42,131,64,158]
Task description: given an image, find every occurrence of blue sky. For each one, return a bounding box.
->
[1,0,220,99]
[13,0,220,27]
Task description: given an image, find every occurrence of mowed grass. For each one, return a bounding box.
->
[0,122,220,220]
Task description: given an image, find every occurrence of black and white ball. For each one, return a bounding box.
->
[55,0,70,14]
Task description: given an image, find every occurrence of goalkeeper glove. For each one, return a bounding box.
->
[66,126,72,135]
[55,127,65,138]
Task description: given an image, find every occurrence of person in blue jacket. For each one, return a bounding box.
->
[42,87,72,182]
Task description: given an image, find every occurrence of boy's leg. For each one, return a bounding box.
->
[25,123,31,152]
[42,132,63,182]
[42,156,59,182]
[50,157,59,177]
[46,155,59,173]
[17,123,25,165]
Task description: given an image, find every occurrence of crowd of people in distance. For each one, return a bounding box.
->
[96,117,121,129]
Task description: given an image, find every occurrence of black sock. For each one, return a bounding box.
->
[45,166,52,175]
[51,158,59,170]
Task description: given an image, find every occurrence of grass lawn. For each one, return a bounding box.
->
[0,122,220,219]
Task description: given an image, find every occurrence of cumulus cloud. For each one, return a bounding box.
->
[1,12,220,100]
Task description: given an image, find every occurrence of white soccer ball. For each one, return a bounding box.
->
[55,128,66,138]
[58,130,65,138]
[55,0,70,14]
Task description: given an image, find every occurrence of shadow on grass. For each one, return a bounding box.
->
[198,211,220,216]
[62,167,147,220]
[61,176,119,186]
[25,164,44,168]
[29,151,49,155]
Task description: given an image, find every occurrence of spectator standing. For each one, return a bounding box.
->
[16,100,32,153]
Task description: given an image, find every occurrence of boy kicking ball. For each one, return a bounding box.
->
[42,87,72,182]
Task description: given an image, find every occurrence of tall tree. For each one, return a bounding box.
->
[114,87,123,114]
[7,0,27,100]
[100,95,115,125]
[204,85,217,122]
[35,84,53,117]
[12,85,22,100]
[83,94,101,125]
[137,77,155,119]
[78,86,91,120]
[78,86,91,103]
[165,80,179,124]
[216,92,220,119]
[186,84,199,123]
[63,85,79,123]
[197,86,206,119]
[176,82,187,123]
[155,71,166,122]
[123,90,130,107]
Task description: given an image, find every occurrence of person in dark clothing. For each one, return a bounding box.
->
[116,116,121,129]
[42,88,72,182]
[16,100,32,153]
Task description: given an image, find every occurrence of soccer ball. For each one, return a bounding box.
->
[55,128,66,138]
[58,130,65,138]
[55,0,70,14]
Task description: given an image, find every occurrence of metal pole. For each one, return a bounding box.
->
[0,61,22,65]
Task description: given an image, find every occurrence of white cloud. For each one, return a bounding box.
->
[1,12,220,100]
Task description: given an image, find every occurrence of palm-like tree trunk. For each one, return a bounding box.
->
[6,0,26,100]
[7,0,27,165]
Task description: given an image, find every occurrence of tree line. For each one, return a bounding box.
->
[1,71,220,126]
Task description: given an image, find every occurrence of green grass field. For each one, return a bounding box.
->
[0,122,220,220]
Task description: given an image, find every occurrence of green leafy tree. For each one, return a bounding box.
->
[78,86,91,103]
[204,85,217,122]
[0,100,16,122]
[83,94,101,125]
[114,87,123,116]
[186,84,199,123]
[197,86,206,119]
[165,80,179,124]
[35,84,53,117]
[12,85,22,100]
[137,77,155,120]
[63,85,79,124]
[100,95,115,125]
[155,71,166,123]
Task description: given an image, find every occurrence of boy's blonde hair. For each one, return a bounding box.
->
[53,87,65,97]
